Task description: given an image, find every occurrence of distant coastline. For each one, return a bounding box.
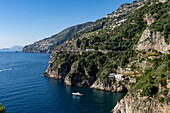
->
[0,45,23,52]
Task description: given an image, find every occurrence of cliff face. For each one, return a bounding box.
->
[64,61,97,86]
[113,79,170,113]
[136,28,170,53]
[44,53,97,86]
[22,22,93,53]
[112,91,170,113]
[45,60,131,92]
[112,52,170,113]
[44,62,69,79]
[90,79,129,92]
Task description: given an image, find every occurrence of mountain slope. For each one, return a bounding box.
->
[44,0,170,112]
[45,0,170,88]
[22,22,93,53]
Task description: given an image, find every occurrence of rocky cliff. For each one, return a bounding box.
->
[22,22,93,53]
[112,51,170,113]
[113,77,170,113]
[44,50,133,93]
[136,28,170,53]
[112,91,170,113]
[90,79,129,92]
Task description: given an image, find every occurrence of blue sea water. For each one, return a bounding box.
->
[0,52,126,113]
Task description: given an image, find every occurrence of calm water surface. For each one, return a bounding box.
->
[0,52,126,113]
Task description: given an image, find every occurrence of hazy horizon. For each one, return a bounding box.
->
[0,0,134,48]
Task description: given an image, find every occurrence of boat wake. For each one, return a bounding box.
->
[0,68,13,72]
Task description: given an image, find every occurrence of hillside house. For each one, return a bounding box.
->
[108,73,116,78]
[109,73,125,80]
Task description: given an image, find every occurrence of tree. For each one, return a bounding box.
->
[0,103,6,113]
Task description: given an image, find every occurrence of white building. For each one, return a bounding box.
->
[115,74,124,79]
[109,73,116,78]
[109,73,125,80]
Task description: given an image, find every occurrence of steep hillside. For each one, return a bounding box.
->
[113,54,170,113]
[44,0,170,112]
[45,0,170,87]
[22,22,93,53]
[53,0,147,52]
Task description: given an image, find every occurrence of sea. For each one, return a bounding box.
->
[0,52,126,113]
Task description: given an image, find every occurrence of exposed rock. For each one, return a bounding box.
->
[90,79,129,92]
[144,14,155,26]
[167,79,170,88]
[64,61,96,86]
[45,53,131,92]
[44,62,70,79]
[45,57,96,87]
[64,76,72,85]
[136,28,170,53]
[112,92,170,113]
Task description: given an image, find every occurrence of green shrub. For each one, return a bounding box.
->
[161,89,168,96]
[141,84,158,96]
[165,97,170,104]
[158,97,164,103]
[130,83,135,88]
[0,103,6,113]
[118,81,123,85]
[147,73,152,83]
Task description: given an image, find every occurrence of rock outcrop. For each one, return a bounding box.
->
[144,14,155,26]
[44,62,69,79]
[136,28,170,53]
[44,55,96,87]
[45,62,130,92]
[112,91,170,113]
[90,79,128,92]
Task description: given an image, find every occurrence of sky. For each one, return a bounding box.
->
[0,0,134,49]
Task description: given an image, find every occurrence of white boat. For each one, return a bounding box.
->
[72,92,83,96]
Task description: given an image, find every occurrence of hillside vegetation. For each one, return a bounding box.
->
[44,0,169,112]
